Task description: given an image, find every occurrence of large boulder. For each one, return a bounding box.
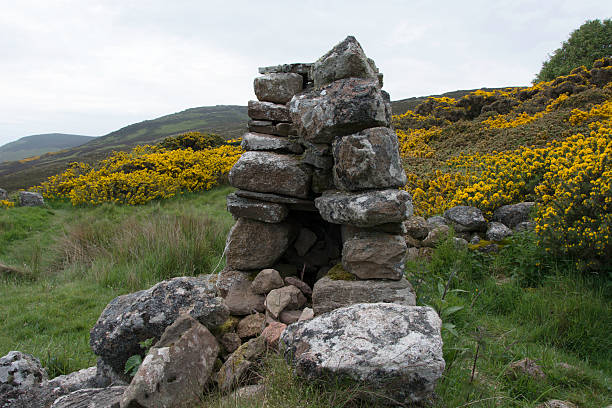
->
[443,206,487,232]
[289,78,391,143]
[241,132,303,154]
[312,276,416,315]
[226,193,288,223]
[18,191,44,207]
[225,218,293,270]
[229,151,312,199]
[50,386,126,408]
[280,303,445,404]
[248,100,291,122]
[120,315,219,408]
[90,276,228,378]
[333,127,406,191]
[311,36,379,88]
[315,189,412,227]
[254,73,303,104]
[492,202,535,229]
[342,231,406,280]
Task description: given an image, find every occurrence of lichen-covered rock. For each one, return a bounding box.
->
[248,100,291,122]
[254,73,303,104]
[486,222,513,241]
[265,286,306,319]
[120,315,219,408]
[315,189,412,227]
[259,63,313,79]
[284,277,312,297]
[493,202,535,229]
[226,193,288,223]
[422,225,450,248]
[217,337,266,393]
[248,120,295,137]
[444,205,487,232]
[333,127,406,191]
[51,386,126,408]
[289,78,391,143]
[281,303,445,404]
[311,36,379,88]
[250,269,284,295]
[312,276,416,315]
[229,151,312,199]
[261,322,287,348]
[18,191,44,207]
[404,216,429,240]
[426,215,447,228]
[302,143,334,170]
[342,231,406,280]
[225,218,293,270]
[241,132,303,154]
[89,276,228,378]
[47,366,98,394]
[0,351,47,391]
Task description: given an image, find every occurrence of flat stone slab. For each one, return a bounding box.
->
[280,303,445,404]
[315,189,413,227]
[235,190,317,212]
[342,231,407,280]
[248,100,291,122]
[226,193,288,223]
[50,386,126,408]
[254,73,303,104]
[229,151,312,199]
[241,132,303,154]
[258,63,313,77]
[312,276,416,315]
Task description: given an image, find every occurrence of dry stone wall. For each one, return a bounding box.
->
[221,36,415,321]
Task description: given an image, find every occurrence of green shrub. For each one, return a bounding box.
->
[158,131,226,151]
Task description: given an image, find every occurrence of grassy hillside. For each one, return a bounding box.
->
[0,133,95,163]
[0,105,248,191]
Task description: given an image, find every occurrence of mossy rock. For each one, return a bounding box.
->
[213,316,240,335]
[326,264,356,281]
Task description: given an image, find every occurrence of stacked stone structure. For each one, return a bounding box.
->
[221,36,415,320]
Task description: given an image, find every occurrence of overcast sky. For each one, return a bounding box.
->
[0,0,610,146]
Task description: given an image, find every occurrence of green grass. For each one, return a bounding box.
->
[1,188,610,407]
[0,186,234,375]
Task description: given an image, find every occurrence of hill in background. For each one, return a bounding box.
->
[0,105,248,191]
[0,133,96,163]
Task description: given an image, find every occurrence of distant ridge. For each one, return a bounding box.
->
[0,133,96,163]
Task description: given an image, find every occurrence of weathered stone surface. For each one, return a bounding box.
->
[311,168,334,193]
[427,215,447,228]
[261,322,287,348]
[315,189,412,227]
[298,308,314,321]
[493,202,535,229]
[302,148,334,170]
[486,221,513,241]
[536,400,577,408]
[281,303,445,403]
[342,231,406,280]
[248,120,295,137]
[216,269,249,297]
[0,189,6,200]
[248,100,291,122]
[18,191,44,207]
[95,359,128,389]
[265,286,307,319]
[311,36,379,88]
[229,151,312,199]
[90,276,228,377]
[120,315,219,408]
[444,205,487,232]
[226,193,288,223]
[293,228,318,257]
[251,269,284,295]
[289,78,391,143]
[236,314,266,339]
[259,63,313,78]
[254,73,303,104]
[333,127,406,191]
[47,366,98,394]
[312,276,416,315]
[219,333,242,354]
[51,386,126,408]
[404,216,429,240]
[241,132,303,154]
[279,309,302,325]
[0,351,47,391]
[422,225,450,247]
[225,218,293,270]
[284,277,312,297]
[234,190,315,208]
[224,274,266,316]
[217,337,266,393]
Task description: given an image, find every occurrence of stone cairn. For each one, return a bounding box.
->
[220,36,416,322]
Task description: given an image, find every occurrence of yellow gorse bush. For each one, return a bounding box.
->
[482,94,570,129]
[0,200,15,209]
[37,143,243,206]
